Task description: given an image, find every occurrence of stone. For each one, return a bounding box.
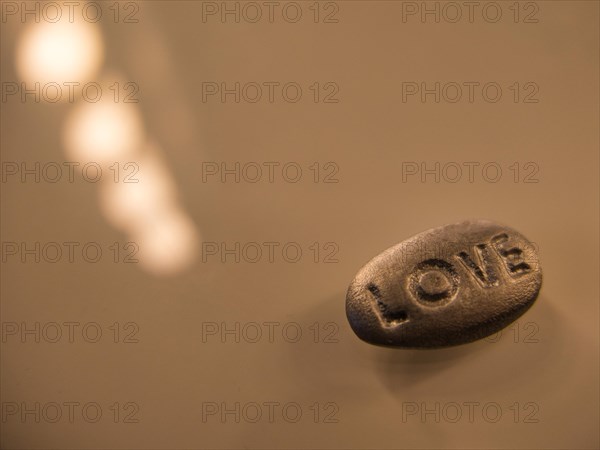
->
[345,220,542,348]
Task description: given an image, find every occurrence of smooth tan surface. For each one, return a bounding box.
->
[1,1,598,449]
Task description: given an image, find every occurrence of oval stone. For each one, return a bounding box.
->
[345,220,542,348]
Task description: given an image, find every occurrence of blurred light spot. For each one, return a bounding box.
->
[17,20,103,85]
[132,210,199,276]
[63,99,144,164]
[98,146,176,231]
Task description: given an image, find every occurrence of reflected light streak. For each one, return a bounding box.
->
[17,16,200,276]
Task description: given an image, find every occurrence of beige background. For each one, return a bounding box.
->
[1,1,598,448]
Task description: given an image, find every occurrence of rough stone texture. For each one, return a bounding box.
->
[345,220,542,348]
